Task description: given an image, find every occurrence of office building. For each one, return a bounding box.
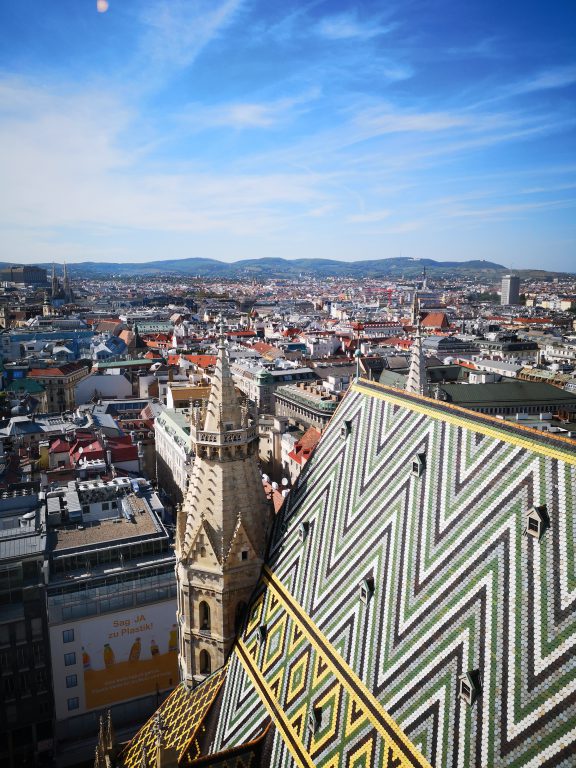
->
[501,274,521,305]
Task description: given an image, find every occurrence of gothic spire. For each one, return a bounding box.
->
[406,320,429,397]
[411,290,420,326]
[203,319,242,433]
[175,318,271,687]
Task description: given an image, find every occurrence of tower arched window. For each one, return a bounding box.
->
[199,601,211,631]
[199,649,211,675]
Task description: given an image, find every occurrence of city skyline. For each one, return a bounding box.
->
[0,0,575,269]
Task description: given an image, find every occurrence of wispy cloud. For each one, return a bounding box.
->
[138,0,246,71]
[448,199,576,218]
[0,77,332,240]
[179,88,321,130]
[350,105,471,135]
[316,12,395,41]
[446,36,505,60]
[348,209,391,223]
[511,65,576,95]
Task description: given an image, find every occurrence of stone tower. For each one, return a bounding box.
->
[175,324,271,687]
[406,320,429,397]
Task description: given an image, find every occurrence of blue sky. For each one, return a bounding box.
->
[0,0,575,270]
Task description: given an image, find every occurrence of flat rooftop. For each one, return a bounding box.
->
[50,510,161,552]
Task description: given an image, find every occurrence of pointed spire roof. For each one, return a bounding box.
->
[411,290,420,326]
[203,320,242,433]
[406,321,429,397]
[177,317,271,565]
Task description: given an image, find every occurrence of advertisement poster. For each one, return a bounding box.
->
[80,602,179,710]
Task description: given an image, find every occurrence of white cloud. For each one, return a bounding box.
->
[348,209,391,223]
[352,106,471,135]
[512,65,576,95]
[138,0,246,71]
[0,77,332,241]
[317,12,394,41]
[444,199,576,221]
[179,89,321,130]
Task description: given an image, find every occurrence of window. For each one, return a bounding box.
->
[32,643,44,666]
[62,629,74,644]
[3,676,15,698]
[360,576,375,604]
[241,550,248,561]
[82,506,89,515]
[199,601,211,631]
[199,650,211,675]
[526,505,549,541]
[340,420,352,440]
[35,669,47,691]
[0,624,9,645]
[67,697,79,711]
[411,453,426,478]
[66,674,78,688]
[64,652,76,667]
[19,671,31,696]
[257,624,267,644]
[15,621,26,643]
[102,502,109,511]
[457,671,481,705]
[308,706,322,734]
[298,521,310,542]
[31,618,42,638]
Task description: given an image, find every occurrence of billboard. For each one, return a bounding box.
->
[51,600,179,717]
[82,603,179,710]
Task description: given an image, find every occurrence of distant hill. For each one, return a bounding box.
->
[0,256,569,279]
[0,256,511,279]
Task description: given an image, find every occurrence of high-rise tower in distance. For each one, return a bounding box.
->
[501,274,520,305]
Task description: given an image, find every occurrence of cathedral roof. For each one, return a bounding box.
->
[118,668,226,768]
[204,380,576,766]
[123,379,576,767]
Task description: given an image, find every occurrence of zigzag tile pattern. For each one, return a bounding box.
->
[212,382,576,767]
[119,667,226,768]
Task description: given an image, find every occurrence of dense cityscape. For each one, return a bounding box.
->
[0,260,575,766]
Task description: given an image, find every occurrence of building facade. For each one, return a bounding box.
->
[45,478,176,765]
[154,408,193,506]
[0,487,53,768]
[28,363,90,413]
[501,274,521,305]
[274,382,338,431]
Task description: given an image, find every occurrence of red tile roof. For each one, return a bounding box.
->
[288,427,321,466]
[252,342,280,357]
[29,362,87,378]
[421,311,450,329]
[49,438,70,454]
[181,354,217,368]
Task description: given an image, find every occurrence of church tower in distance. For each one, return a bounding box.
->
[175,323,271,687]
